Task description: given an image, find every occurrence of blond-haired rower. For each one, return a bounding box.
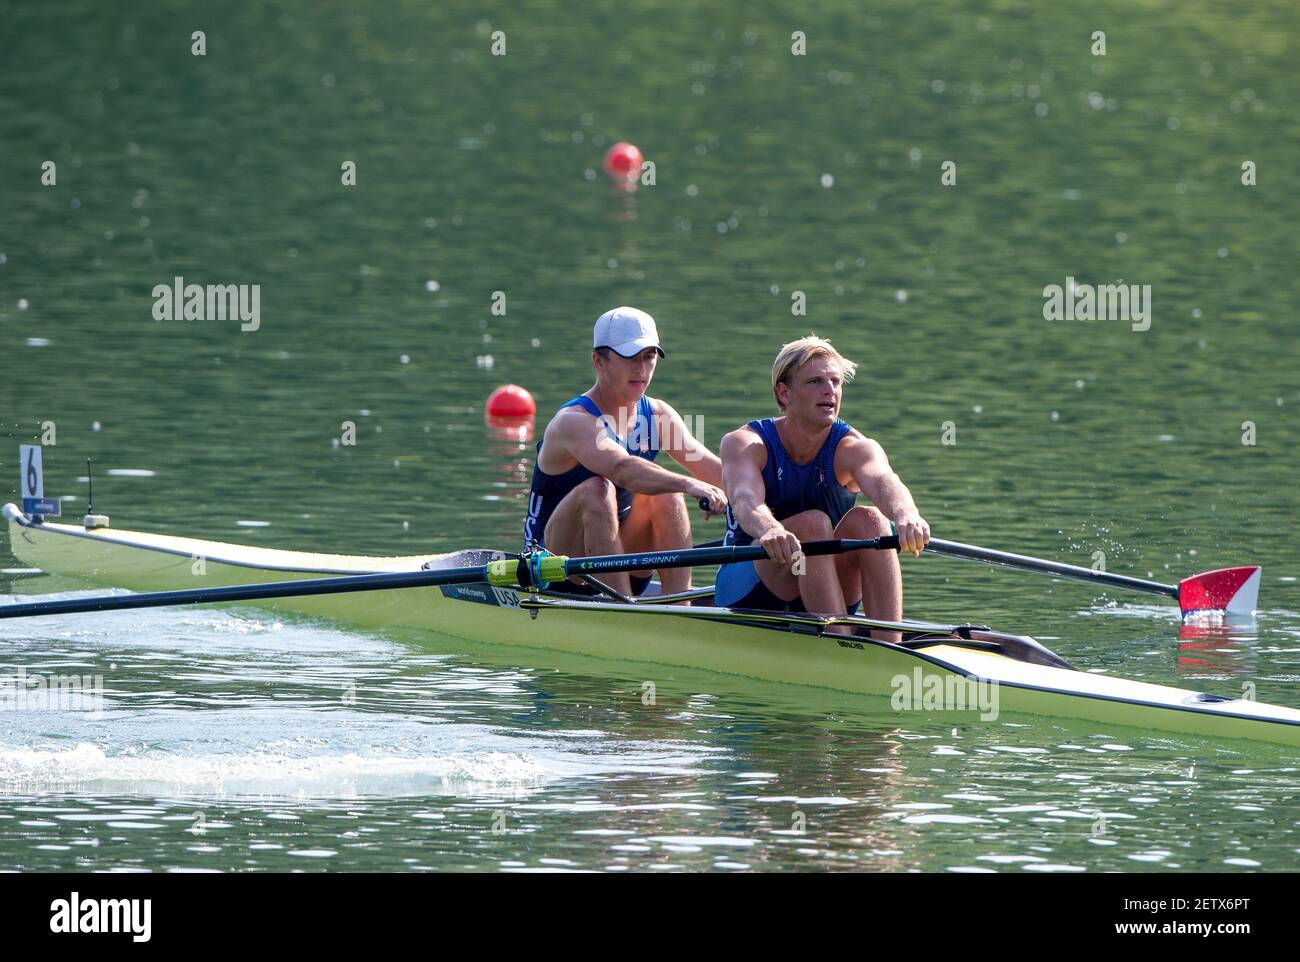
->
[715,335,930,638]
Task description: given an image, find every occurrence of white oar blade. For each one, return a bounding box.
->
[1177,566,1261,618]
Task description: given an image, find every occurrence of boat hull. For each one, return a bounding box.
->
[5,508,1300,748]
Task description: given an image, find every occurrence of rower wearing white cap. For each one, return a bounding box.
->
[523,306,728,599]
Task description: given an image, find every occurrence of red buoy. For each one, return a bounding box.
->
[603,142,644,183]
[486,384,536,418]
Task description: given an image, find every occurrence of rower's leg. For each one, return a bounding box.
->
[542,477,633,595]
[756,510,852,634]
[621,492,692,597]
[834,506,901,642]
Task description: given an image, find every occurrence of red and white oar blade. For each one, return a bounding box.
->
[1177,566,1261,618]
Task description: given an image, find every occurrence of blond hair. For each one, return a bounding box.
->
[771,334,857,411]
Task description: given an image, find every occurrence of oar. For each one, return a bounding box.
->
[924,537,1260,618]
[0,537,900,621]
[701,482,1256,618]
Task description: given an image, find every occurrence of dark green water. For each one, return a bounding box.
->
[1,1,1298,872]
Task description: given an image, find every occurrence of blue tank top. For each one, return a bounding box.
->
[723,417,857,546]
[523,395,660,548]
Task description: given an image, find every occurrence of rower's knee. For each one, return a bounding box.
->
[574,477,619,517]
[840,505,891,538]
[783,509,835,539]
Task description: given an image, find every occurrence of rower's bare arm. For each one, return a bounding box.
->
[653,400,723,486]
[558,408,725,508]
[720,429,801,564]
[843,434,931,556]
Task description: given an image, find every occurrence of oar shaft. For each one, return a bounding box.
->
[0,537,901,621]
[0,567,477,620]
[925,538,1178,598]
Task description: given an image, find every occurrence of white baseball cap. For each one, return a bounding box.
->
[593,306,665,358]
